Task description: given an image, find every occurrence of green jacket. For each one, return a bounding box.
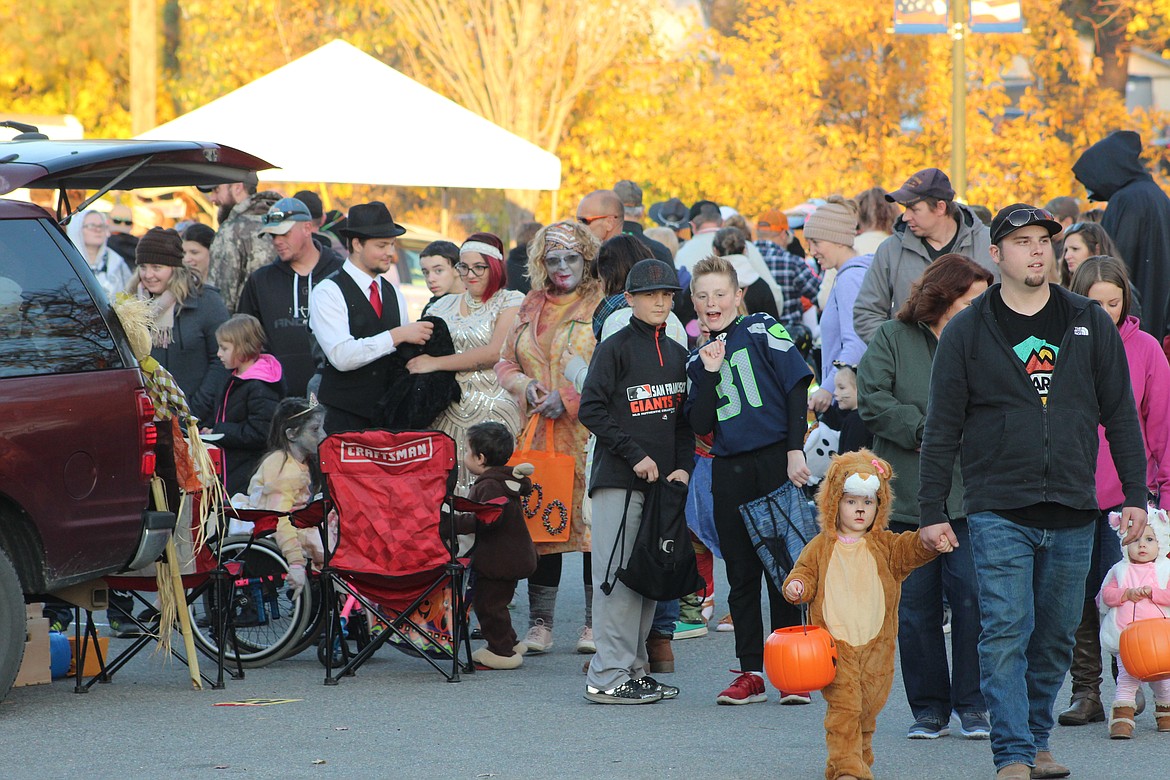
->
[856,318,964,527]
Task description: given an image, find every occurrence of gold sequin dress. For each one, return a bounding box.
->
[429,289,525,493]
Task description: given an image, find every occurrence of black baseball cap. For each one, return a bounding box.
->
[989,203,1064,244]
[885,168,955,204]
[626,258,681,293]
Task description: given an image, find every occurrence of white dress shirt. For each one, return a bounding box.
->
[308,259,411,372]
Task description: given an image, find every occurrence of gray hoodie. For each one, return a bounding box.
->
[852,203,995,343]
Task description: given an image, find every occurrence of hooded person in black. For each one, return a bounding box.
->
[1072,130,1170,338]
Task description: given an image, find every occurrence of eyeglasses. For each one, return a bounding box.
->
[110,218,133,226]
[455,262,490,277]
[577,214,619,225]
[262,210,304,224]
[82,222,106,230]
[1003,207,1055,228]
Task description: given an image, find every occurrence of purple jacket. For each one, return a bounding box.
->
[820,254,873,389]
[1097,315,1170,510]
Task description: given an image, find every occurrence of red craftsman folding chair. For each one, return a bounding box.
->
[317,429,502,683]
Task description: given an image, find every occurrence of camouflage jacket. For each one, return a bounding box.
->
[208,190,282,311]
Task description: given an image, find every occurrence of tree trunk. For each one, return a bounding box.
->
[1097,25,1131,99]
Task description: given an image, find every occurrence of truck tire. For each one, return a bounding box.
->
[0,546,25,702]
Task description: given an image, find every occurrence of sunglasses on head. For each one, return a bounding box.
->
[262,210,301,224]
[1004,207,1055,228]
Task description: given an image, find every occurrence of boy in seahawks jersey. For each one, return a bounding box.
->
[684,255,814,705]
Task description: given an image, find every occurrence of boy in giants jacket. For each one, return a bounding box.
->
[918,204,1148,780]
[580,259,694,704]
[448,421,539,670]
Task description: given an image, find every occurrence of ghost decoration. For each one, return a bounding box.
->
[803,422,841,486]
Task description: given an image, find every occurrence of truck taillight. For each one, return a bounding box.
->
[135,389,157,482]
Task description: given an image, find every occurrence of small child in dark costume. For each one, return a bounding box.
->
[455,421,539,669]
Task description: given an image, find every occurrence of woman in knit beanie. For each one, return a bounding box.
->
[129,226,231,423]
[805,195,873,413]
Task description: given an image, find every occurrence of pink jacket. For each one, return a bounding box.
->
[1098,560,1170,653]
[1096,316,1170,510]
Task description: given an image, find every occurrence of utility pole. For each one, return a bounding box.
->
[949,0,968,202]
[130,0,157,135]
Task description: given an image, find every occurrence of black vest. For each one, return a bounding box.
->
[317,271,402,416]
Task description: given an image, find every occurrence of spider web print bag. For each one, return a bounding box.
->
[508,416,575,543]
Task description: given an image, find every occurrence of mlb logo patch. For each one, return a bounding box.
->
[627,385,653,401]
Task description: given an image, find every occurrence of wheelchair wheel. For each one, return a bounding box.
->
[276,576,326,660]
[188,535,312,668]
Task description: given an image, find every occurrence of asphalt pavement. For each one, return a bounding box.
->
[1,555,1160,779]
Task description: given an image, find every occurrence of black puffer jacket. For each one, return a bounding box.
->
[210,354,285,495]
[1073,130,1170,338]
[151,286,231,425]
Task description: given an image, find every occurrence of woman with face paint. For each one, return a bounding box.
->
[496,221,604,655]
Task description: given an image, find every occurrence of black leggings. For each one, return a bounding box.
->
[529,552,593,588]
[712,441,801,672]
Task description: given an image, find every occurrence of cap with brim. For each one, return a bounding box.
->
[196,171,259,193]
[989,203,1064,244]
[885,168,955,204]
[258,197,313,236]
[648,197,688,230]
[625,258,682,293]
[756,209,789,233]
[339,202,407,239]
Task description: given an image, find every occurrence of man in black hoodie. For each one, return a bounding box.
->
[239,197,345,396]
[918,204,1148,780]
[1073,130,1170,338]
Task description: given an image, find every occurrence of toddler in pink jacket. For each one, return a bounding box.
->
[1097,508,1170,738]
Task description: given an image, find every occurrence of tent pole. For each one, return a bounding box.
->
[550,190,558,224]
[441,188,450,237]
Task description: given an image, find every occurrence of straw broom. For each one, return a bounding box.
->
[151,477,202,690]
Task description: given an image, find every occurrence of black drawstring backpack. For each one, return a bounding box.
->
[601,478,704,601]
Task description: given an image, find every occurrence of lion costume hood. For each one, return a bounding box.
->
[815,448,894,535]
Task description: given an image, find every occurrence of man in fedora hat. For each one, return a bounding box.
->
[309,201,433,433]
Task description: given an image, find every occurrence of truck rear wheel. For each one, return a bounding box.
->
[0,546,25,701]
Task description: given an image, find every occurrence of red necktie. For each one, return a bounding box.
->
[369,279,383,319]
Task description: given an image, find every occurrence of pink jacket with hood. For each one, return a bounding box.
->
[1096,315,1170,510]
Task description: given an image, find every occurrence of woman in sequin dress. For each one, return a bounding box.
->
[407,232,524,493]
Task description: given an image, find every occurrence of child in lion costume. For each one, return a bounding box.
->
[784,449,941,780]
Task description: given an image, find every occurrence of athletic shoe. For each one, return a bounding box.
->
[575,625,596,654]
[674,620,708,640]
[715,614,734,632]
[955,710,991,739]
[633,675,679,700]
[907,716,950,739]
[585,679,663,704]
[524,619,553,653]
[701,597,715,624]
[778,690,812,705]
[716,670,767,705]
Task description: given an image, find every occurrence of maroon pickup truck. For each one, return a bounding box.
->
[0,131,271,699]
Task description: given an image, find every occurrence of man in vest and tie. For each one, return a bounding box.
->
[309,202,433,433]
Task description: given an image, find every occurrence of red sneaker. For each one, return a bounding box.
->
[779,690,812,705]
[716,670,767,705]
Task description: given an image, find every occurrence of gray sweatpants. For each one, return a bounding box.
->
[587,487,655,691]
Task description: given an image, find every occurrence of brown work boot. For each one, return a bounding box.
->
[1057,694,1104,726]
[1030,751,1070,778]
[646,632,675,674]
[1109,702,1137,739]
[996,764,1030,779]
[1155,702,1170,732]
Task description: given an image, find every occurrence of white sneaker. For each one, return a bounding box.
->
[524,619,553,653]
[576,625,596,654]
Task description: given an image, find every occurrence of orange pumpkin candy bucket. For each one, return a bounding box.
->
[1119,613,1170,682]
[764,605,838,693]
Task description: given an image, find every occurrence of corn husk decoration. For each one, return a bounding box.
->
[113,294,225,689]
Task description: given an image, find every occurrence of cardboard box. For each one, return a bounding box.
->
[67,634,110,677]
[14,610,51,688]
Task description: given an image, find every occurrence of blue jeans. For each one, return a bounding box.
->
[652,599,679,636]
[967,512,1093,770]
[893,519,984,723]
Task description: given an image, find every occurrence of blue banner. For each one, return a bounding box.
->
[893,0,948,35]
[970,0,1024,33]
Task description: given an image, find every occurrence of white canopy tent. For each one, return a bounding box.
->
[137,40,561,192]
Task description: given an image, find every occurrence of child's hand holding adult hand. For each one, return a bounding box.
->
[633,456,659,483]
[784,579,804,602]
[920,522,959,553]
[699,339,725,372]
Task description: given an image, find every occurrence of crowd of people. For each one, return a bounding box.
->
[78,128,1170,780]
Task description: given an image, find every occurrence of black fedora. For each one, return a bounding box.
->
[340,202,407,239]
